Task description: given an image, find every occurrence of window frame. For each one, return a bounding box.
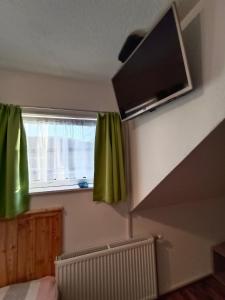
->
[22,111,97,195]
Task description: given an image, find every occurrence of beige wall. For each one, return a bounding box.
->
[131,118,225,293]
[132,197,225,294]
[31,191,128,253]
[0,69,117,112]
[0,69,128,253]
[128,0,225,295]
[129,0,225,210]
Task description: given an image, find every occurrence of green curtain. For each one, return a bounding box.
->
[93,112,126,204]
[0,103,30,219]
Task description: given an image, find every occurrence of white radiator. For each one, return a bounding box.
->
[55,237,158,300]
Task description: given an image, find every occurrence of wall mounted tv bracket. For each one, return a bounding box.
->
[118,32,145,63]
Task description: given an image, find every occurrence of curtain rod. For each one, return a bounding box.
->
[21,105,112,114]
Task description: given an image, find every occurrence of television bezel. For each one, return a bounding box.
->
[112,3,193,121]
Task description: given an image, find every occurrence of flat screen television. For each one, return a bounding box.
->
[112,4,193,121]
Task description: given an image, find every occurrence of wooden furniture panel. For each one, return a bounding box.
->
[0,207,63,288]
[0,221,7,287]
[17,217,36,282]
[6,220,18,284]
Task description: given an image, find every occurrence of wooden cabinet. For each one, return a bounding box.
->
[213,242,225,285]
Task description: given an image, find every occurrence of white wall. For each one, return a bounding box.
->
[129,0,225,210]
[0,69,128,253]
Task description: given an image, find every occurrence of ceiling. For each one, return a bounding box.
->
[0,0,198,81]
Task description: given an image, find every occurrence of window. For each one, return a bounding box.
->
[23,114,96,193]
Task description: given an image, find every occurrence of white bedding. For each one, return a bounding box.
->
[0,276,58,300]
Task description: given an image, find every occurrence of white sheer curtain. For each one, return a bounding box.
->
[23,116,96,191]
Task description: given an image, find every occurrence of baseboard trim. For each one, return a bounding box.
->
[159,272,212,296]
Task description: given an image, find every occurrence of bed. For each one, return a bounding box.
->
[0,208,63,300]
[0,276,58,300]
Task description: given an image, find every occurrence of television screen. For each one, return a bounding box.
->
[112,4,192,121]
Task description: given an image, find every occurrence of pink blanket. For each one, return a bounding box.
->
[0,276,58,300]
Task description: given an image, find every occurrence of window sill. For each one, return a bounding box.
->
[29,186,93,196]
